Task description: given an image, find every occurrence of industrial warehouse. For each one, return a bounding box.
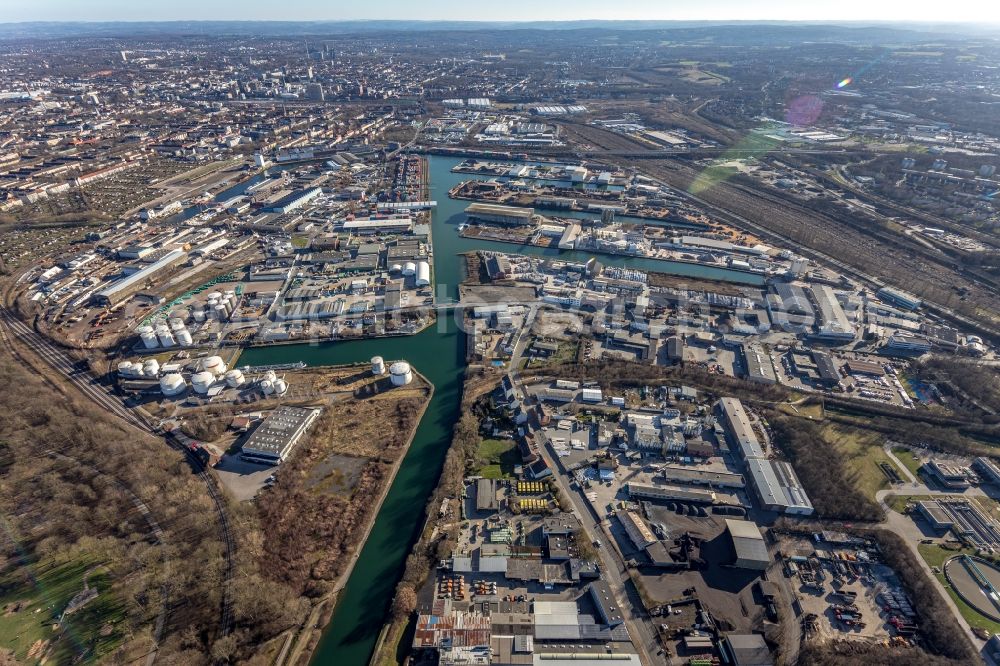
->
[719,398,813,515]
[239,405,322,464]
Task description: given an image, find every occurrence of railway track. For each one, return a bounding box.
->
[0,307,236,639]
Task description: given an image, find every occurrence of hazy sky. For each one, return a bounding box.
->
[1,0,997,23]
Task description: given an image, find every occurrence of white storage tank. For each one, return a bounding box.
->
[213,304,230,321]
[389,361,413,386]
[159,373,186,397]
[390,263,403,273]
[416,261,430,287]
[224,369,245,388]
[117,361,135,377]
[138,325,159,349]
[273,378,288,396]
[402,262,417,276]
[192,306,207,323]
[170,319,187,332]
[371,356,386,376]
[191,371,215,394]
[142,359,160,377]
[155,326,175,348]
[206,291,223,302]
[264,370,277,384]
[260,379,275,395]
[202,356,227,376]
[176,329,194,346]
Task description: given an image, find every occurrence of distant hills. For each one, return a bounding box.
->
[0,20,995,43]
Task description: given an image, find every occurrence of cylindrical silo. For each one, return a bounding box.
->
[142,359,160,377]
[202,356,226,376]
[192,306,207,323]
[225,369,245,388]
[176,329,193,346]
[389,361,413,386]
[371,356,386,376]
[191,371,214,394]
[138,325,159,349]
[273,378,288,396]
[403,262,416,276]
[118,361,134,377]
[159,373,186,397]
[155,325,175,348]
[260,379,275,395]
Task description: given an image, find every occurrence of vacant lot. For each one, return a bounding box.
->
[477,438,520,479]
[254,372,432,593]
[822,424,897,501]
[892,447,924,478]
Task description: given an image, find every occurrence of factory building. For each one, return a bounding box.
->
[240,406,321,465]
[917,500,954,530]
[620,511,657,550]
[465,202,535,226]
[93,249,187,306]
[809,284,855,342]
[476,478,499,513]
[744,458,814,515]
[341,217,414,234]
[877,286,922,311]
[725,519,770,570]
[666,336,684,363]
[742,343,777,384]
[588,581,624,627]
[974,457,1000,486]
[661,466,745,489]
[718,398,813,514]
[626,482,717,504]
[718,397,764,460]
[267,187,322,214]
[882,333,931,355]
[923,459,970,490]
[719,633,774,666]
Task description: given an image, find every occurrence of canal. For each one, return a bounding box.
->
[237,155,765,666]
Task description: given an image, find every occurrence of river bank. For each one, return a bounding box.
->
[237,154,764,666]
[366,368,500,666]
[273,366,435,666]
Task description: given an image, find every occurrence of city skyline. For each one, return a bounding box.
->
[1,0,998,24]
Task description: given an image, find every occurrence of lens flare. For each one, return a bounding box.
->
[837,77,852,89]
[786,95,824,127]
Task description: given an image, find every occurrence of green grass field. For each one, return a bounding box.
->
[892,447,924,478]
[822,424,897,500]
[0,556,127,663]
[477,438,520,479]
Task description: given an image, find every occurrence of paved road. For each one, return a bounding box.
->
[875,488,987,654]
[508,359,663,666]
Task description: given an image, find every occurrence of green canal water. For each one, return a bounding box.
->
[237,155,764,666]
